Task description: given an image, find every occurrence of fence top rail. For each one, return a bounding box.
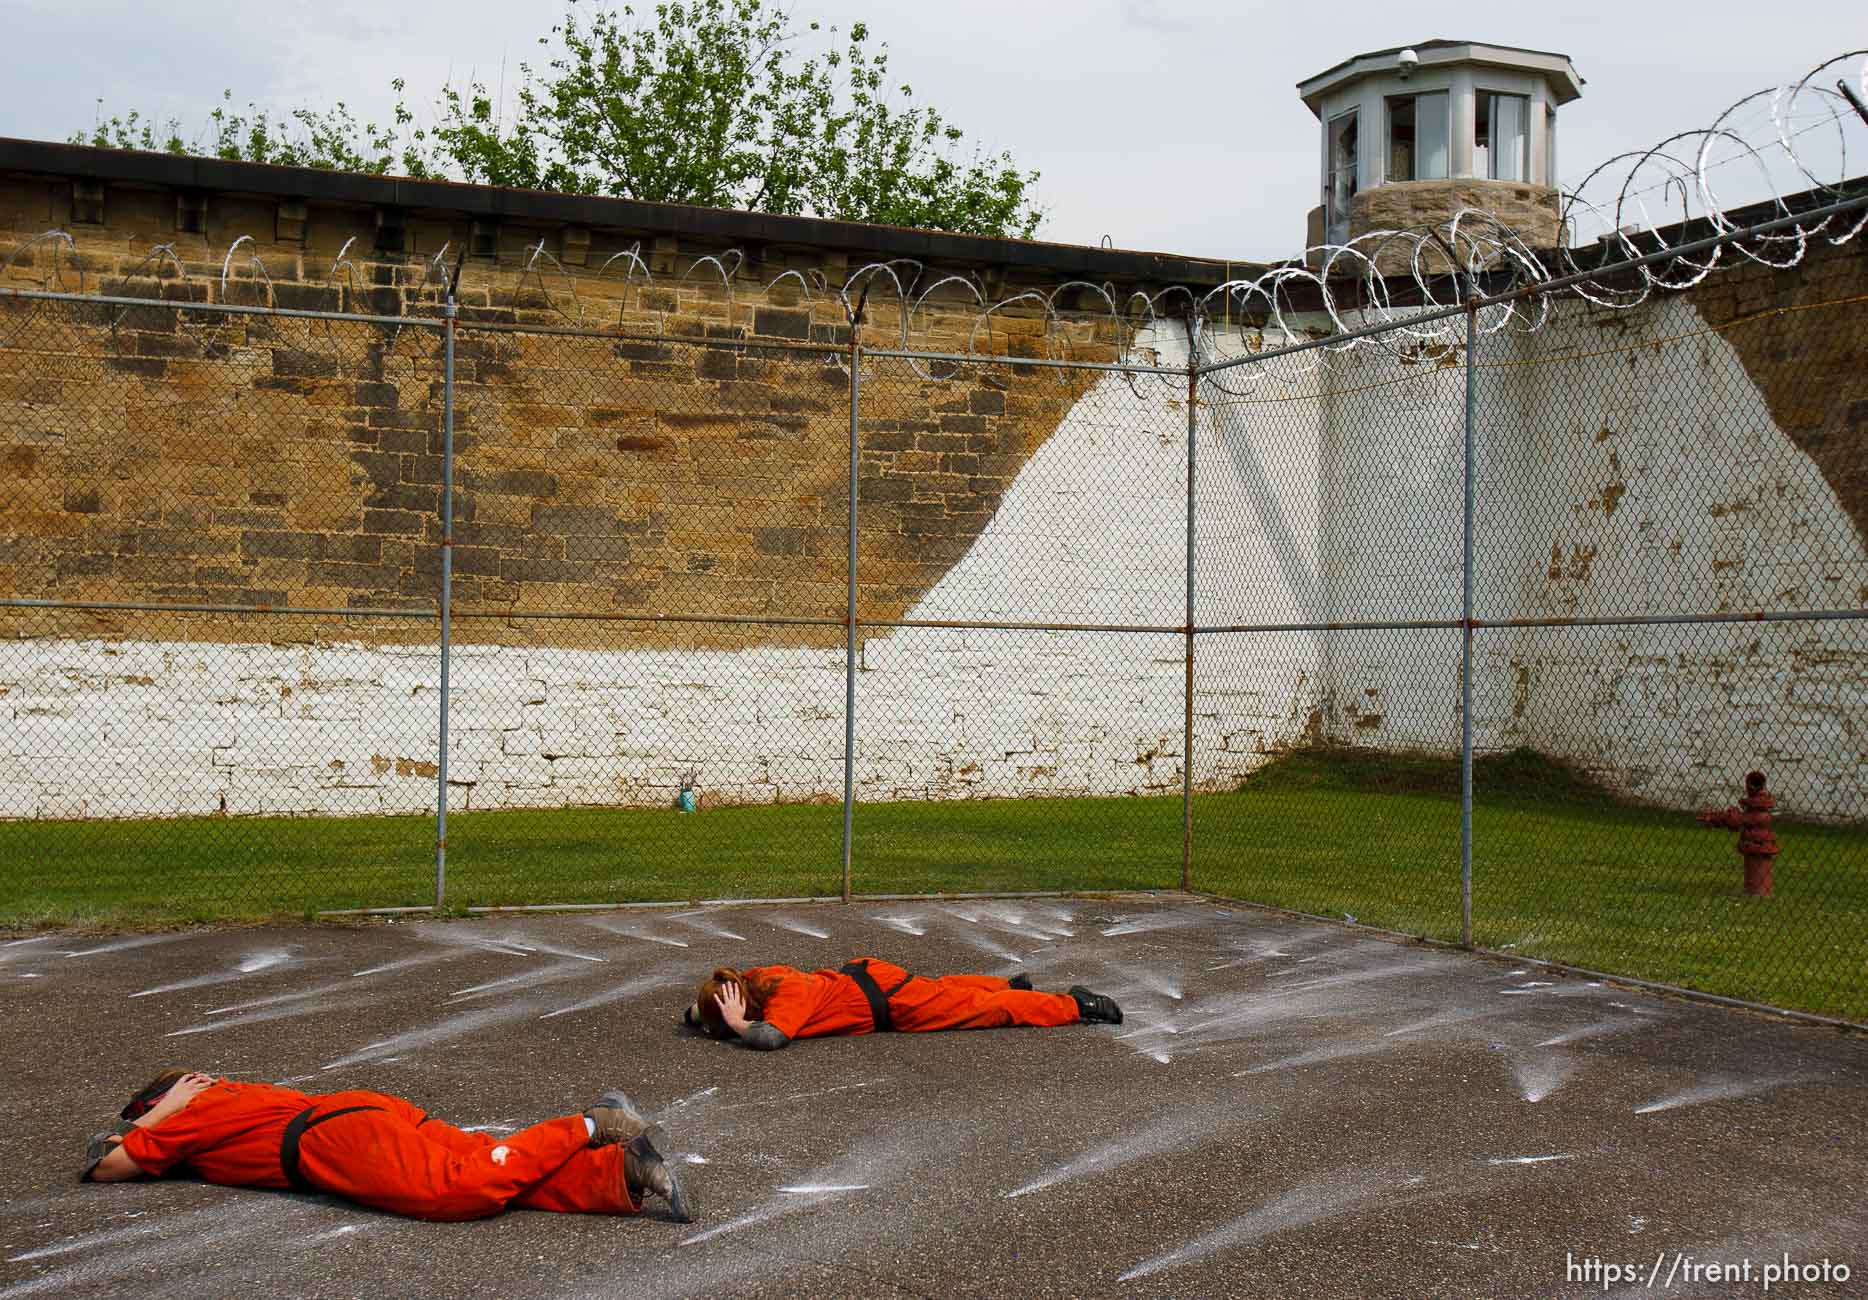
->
[451,608,845,630]
[453,316,850,356]
[1195,189,1868,375]
[1195,618,1462,634]
[0,285,445,332]
[865,616,1187,635]
[864,345,1187,376]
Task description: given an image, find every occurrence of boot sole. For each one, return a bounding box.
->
[663,1160,695,1224]
[628,1130,696,1224]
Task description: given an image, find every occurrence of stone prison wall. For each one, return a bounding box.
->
[0,155,1220,819]
[0,152,1864,824]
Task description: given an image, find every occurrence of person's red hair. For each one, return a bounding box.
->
[120,1067,190,1120]
[690,966,784,1036]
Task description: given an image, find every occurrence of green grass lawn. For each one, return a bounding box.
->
[1,749,1862,1020]
[1200,750,1868,1022]
[0,797,1183,926]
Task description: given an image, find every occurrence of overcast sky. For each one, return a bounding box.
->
[8,1,1865,260]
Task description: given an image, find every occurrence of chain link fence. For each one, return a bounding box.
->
[1193,221,1868,1023]
[0,296,445,917]
[849,347,1189,896]
[1459,288,1868,1021]
[1,200,1864,1022]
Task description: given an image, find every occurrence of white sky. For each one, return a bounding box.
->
[8,0,1866,260]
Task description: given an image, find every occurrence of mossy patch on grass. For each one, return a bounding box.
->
[1238,744,1646,809]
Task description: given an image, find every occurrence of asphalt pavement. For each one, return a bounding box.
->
[1,896,1862,1298]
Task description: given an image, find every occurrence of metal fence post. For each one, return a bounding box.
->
[436,300,457,911]
[841,337,861,903]
[1183,344,1198,893]
[1460,298,1478,948]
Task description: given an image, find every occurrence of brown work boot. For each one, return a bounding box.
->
[584,1089,652,1147]
[624,1130,695,1223]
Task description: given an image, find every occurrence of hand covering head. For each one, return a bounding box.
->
[120,1068,190,1121]
[684,968,746,1038]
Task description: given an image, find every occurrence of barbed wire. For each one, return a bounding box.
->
[1,49,1863,382]
[1192,48,1867,381]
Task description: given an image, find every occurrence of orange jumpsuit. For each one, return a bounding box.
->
[752,958,1080,1039]
[118,1080,638,1222]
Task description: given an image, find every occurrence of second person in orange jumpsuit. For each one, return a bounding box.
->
[80,1068,694,1223]
[683,957,1123,1049]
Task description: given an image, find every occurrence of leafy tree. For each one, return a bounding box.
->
[73,1,1042,238]
[76,89,434,178]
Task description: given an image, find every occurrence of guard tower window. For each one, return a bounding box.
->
[1387,92,1449,182]
[1325,110,1359,242]
[1475,91,1529,181]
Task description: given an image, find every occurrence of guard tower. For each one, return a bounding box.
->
[1297,40,1584,252]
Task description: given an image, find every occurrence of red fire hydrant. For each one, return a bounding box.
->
[1698,770,1779,898]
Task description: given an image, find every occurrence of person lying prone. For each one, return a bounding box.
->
[81,1068,694,1223]
[682,957,1122,1049]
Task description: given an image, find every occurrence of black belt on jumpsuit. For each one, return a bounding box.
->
[280,1104,384,1193]
[839,959,914,1032]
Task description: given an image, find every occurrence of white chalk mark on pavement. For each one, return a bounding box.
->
[1117,1169,1432,1283]
[1634,1076,1798,1115]
[129,949,301,998]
